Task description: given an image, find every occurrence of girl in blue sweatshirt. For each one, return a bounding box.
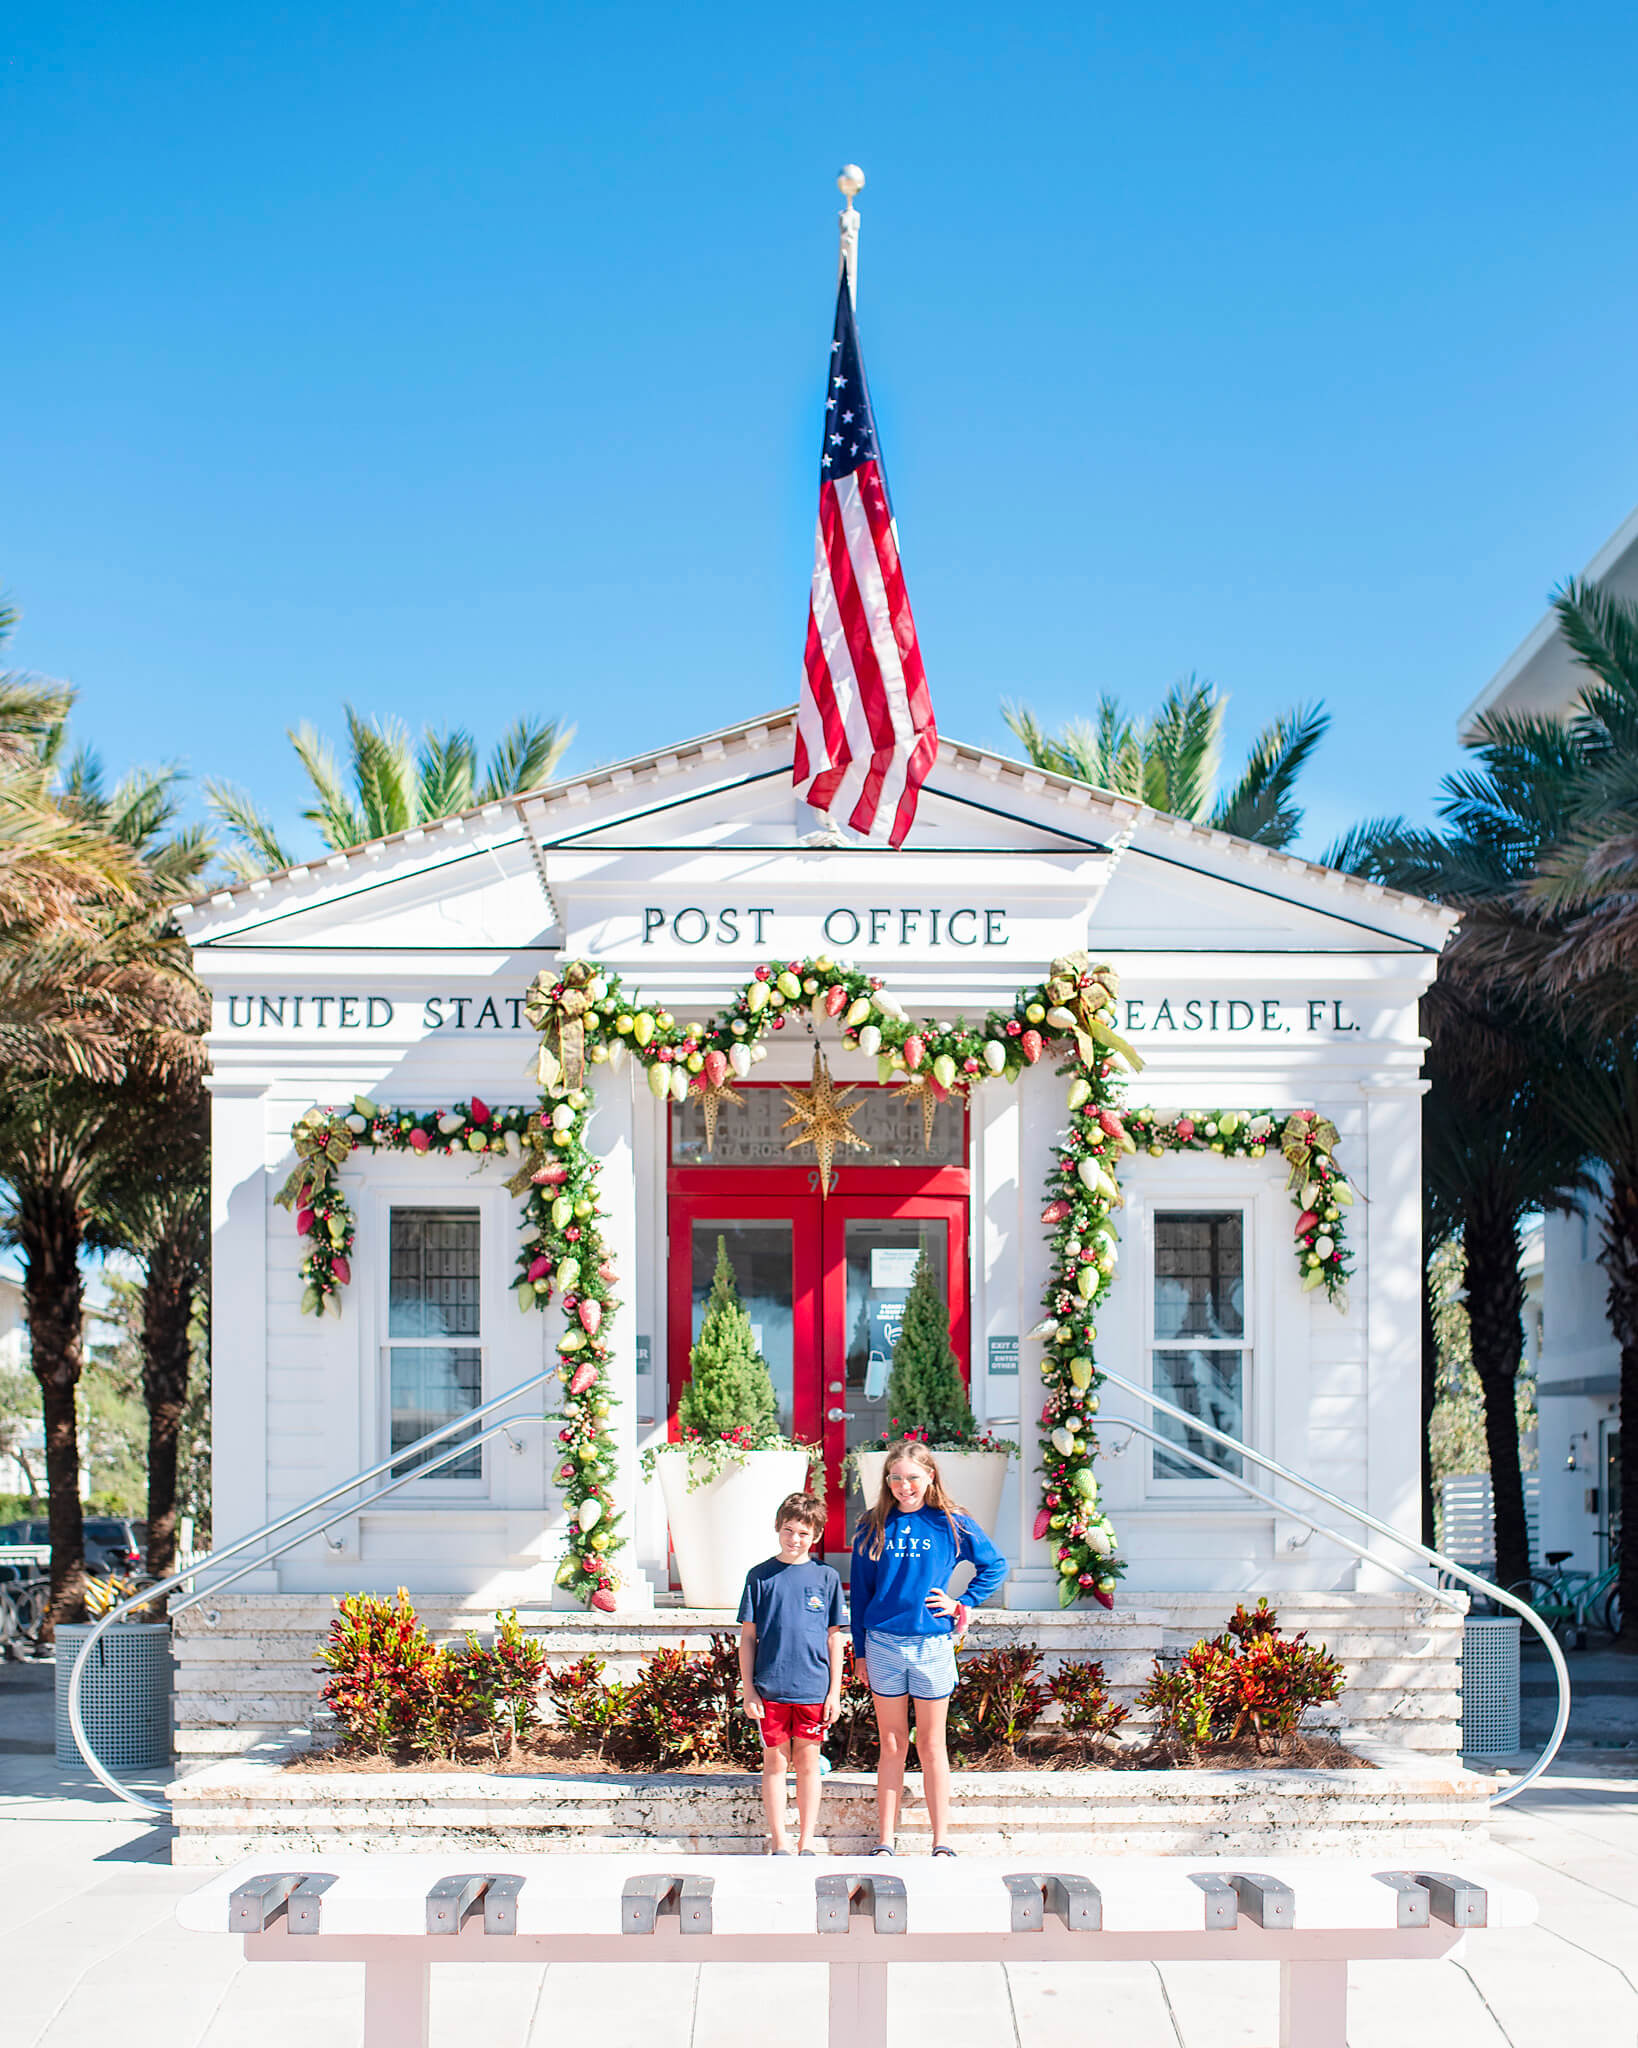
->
[850,1439,1006,1857]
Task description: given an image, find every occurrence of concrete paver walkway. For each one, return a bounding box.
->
[4,1651,1634,2046]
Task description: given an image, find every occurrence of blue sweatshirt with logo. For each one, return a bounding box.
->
[849,1505,1007,1654]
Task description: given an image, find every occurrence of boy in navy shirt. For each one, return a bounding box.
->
[737,1491,846,1855]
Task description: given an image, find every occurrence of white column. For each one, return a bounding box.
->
[208,1082,270,1548]
[1004,1063,1060,1609]
[1362,1077,1429,1582]
[974,1079,1024,1580]
[592,1057,651,1606]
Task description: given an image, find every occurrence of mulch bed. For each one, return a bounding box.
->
[283,1727,1371,1777]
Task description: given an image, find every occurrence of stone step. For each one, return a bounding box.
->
[170,1741,1490,1867]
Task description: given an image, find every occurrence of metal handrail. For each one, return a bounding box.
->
[66,1361,564,1812]
[1095,1365,1571,1806]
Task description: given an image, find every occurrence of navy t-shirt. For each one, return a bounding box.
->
[737,1556,847,1703]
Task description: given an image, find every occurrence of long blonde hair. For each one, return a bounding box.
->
[858,1439,969,1560]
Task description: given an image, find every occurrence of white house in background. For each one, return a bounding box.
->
[0,1274,42,1499]
[1460,505,1635,1576]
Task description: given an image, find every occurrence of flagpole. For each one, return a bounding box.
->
[837,163,864,305]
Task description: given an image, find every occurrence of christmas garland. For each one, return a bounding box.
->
[273,1094,626,1611]
[1122,1107,1355,1307]
[525,950,1141,1610]
[274,1097,538,1315]
[273,957,1359,1616]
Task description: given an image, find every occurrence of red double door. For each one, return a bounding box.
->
[667,1170,969,1562]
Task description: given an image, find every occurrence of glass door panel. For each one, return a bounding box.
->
[820,1196,968,1562]
[688,1221,797,1439]
[841,1219,948,1517]
[665,1195,822,1461]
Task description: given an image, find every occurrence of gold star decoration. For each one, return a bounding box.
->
[781,1048,872,1197]
[697,1076,745,1152]
[893,1068,942,1150]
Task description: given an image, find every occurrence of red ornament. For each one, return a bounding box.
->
[1032,1507,1052,1541]
[597,1261,618,1283]
[578,1298,603,1336]
[1020,1030,1043,1065]
[568,1361,598,1396]
[590,1587,617,1612]
[702,1049,728,1088]
[1175,1117,1195,1143]
[754,965,771,981]
[331,1256,351,1286]
[469,1095,491,1125]
[1294,1208,1318,1236]
[408,1128,432,1153]
[295,1206,315,1236]
[824,984,848,1017]
[1091,1586,1115,1611]
[527,1254,551,1283]
[903,1034,925,1071]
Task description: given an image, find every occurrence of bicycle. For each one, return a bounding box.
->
[1506,1546,1621,1648]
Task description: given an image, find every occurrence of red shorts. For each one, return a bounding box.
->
[759,1698,826,1746]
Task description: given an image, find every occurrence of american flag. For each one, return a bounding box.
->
[793,271,936,847]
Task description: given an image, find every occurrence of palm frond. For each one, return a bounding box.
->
[290,722,369,851]
[478,716,573,800]
[202,778,295,877]
[1210,701,1330,848]
[1136,676,1219,821]
[1317,814,1418,879]
[1553,577,1638,698]
[417,726,477,820]
[344,707,416,841]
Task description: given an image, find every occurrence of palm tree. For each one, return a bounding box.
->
[0,736,208,1633]
[94,1071,208,1595]
[206,705,575,878]
[1001,677,1330,848]
[1335,582,1638,1644]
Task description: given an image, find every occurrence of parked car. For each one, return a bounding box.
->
[82,1518,143,1574]
[0,1516,143,1573]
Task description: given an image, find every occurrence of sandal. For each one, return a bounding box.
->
[932,1844,957,1858]
[870,1843,896,1857]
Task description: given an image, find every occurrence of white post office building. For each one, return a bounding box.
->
[177,710,1459,1751]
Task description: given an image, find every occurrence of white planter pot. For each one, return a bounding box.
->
[851,1449,1012,1601]
[657,1448,813,1609]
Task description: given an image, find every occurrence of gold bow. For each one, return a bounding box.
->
[1280,1113,1340,1193]
[528,960,595,1093]
[275,1109,355,1209]
[1046,953,1145,1073]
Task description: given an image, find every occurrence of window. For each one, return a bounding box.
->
[387,1207,482,1479]
[1151,1209,1246,1482]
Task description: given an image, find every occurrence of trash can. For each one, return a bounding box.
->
[1461,1614,1521,1754]
[54,1621,172,1771]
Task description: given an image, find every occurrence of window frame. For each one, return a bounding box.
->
[1138,1190,1265,1501]
[361,1178,513,1500]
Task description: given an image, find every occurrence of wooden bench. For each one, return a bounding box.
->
[176,1851,1535,2048]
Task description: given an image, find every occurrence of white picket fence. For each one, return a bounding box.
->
[1438,1472,1540,1572]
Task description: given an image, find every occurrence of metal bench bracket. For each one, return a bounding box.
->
[621,1873,715,1935]
[1227,1872,1296,1930]
[1003,1872,1102,1932]
[1187,1873,1240,1930]
[1411,1870,1488,1928]
[815,1873,908,1935]
[229,1872,336,1935]
[426,1873,525,1936]
[1371,1872,1432,1928]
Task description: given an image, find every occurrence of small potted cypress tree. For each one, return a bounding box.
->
[850,1253,1016,1540]
[643,1237,812,1607]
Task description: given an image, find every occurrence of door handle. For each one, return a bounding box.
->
[826,1407,855,1423]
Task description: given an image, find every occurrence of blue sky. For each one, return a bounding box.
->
[6,3,1638,863]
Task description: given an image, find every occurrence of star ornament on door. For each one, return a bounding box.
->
[780,1049,872,1198]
